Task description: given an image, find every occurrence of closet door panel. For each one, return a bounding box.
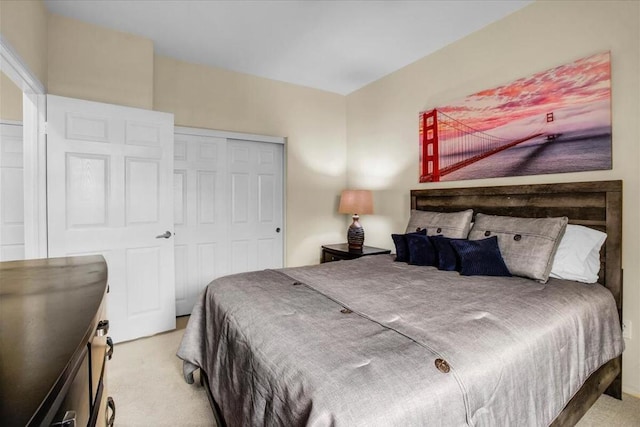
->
[173,134,227,316]
[0,122,25,261]
[173,129,284,316]
[227,139,283,275]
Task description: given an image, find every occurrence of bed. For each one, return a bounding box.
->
[178,180,624,426]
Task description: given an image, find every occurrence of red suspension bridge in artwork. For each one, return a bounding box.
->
[420,109,553,182]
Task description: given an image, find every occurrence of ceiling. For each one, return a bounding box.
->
[44,0,532,95]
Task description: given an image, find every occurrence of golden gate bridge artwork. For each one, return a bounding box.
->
[420,108,555,182]
[419,51,612,183]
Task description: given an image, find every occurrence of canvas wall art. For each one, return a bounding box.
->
[419,51,612,182]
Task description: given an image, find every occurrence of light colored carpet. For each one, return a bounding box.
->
[576,392,640,427]
[111,317,640,426]
[109,317,214,426]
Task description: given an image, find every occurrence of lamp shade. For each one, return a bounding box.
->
[338,190,373,215]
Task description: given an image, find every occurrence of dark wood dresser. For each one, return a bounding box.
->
[0,255,115,426]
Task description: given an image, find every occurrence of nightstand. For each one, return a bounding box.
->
[321,244,391,263]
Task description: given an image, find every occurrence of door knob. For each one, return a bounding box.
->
[276,227,281,233]
[156,231,172,239]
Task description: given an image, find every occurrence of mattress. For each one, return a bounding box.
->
[177,255,624,426]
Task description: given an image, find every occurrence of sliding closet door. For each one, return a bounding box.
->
[173,133,228,316]
[47,95,176,343]
[0,122,24,261]
[173,129,284,315]
[228,139,284,273]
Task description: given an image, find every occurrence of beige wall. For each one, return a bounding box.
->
[154,56,347,267]
[0,71,22,121]
[346,0,640,395]
[47,13,154,109]
[0,0,48,86]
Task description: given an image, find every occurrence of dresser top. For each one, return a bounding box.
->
[0,256,108,426]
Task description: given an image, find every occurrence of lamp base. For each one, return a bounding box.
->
[347,214,365,251]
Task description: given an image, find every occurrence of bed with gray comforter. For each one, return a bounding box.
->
[177,255,624,426]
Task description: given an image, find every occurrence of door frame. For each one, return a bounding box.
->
[0,35,47,259]
[174,126,287,266]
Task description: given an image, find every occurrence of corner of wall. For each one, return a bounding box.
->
[47,13,154,109]
[0,0,48,89]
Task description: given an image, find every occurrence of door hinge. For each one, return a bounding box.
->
[43,121,48,135]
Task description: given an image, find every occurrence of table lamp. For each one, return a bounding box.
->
[338,189,373,251]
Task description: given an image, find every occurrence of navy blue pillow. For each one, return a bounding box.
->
[405,233,437,267]
[391,229,427,262]
[430,235,463,271]
[449,236,512,277]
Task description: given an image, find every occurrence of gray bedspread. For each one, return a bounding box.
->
[177,255,624,426]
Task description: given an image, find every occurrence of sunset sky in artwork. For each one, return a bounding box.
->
[433,51,611,140]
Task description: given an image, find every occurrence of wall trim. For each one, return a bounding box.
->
[0,119,23,126]
[175,126,286,145]
[0,35,48,259]
[0,35,45,95]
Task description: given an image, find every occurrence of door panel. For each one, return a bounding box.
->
[231,173,250,223]
[257,238,276,270]
[174,243,188,303]
[173,131,284,316]
[230,240,250,274]
[228,139,283,275]
[47,95,175,343]
[173,170,186,225]
[126,246,161,314]
[66,113,110,142]
[66,154,109,227]
[0,122,24,261]
[197,171,216,223]
[173,133,228,316]
[258,174,275,222]
[197,243,217,285]
[126,158,159,224]
[125,120,163,147]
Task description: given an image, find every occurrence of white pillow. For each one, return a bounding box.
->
[550,224,607,283]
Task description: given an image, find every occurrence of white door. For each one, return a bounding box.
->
[47,95,176,343]
[0,122,24,261]
[173,130,284,315]
[173,133,228,316]
[228,139,283,273]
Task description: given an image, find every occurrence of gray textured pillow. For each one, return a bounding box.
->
[468,213,568,283]
[405,209,473,238]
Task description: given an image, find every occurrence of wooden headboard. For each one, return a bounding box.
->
[411,180,624,412]
[410,180,623,321]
